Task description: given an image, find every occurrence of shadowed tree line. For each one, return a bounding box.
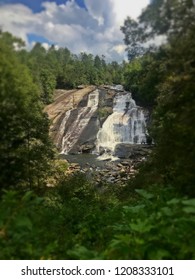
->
[121,0,195,195]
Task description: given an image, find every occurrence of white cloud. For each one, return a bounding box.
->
[41,42,50,50]
[84,0,115,27]
[112,44,126,54]
[0,4,35,43]
[111,0,150,24]
[0,0,150,61]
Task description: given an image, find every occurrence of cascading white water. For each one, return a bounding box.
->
[87,90,99,107]
[61,89,99,154]
[96,92,147,153]
[56,110,71,149]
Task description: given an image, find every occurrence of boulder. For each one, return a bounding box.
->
[81,143,95,153]
[114,143,152,159]
[114,143,134,158]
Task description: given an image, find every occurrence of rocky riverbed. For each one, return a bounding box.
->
[65,145,153,186]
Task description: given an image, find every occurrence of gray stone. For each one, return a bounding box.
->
[121,161,131,166]
[114,143,152,159]
[81,144,95,153]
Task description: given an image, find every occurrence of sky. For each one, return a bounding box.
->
[0,0,150,61]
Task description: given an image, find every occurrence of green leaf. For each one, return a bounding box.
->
[129,219,153,233]
[167,198,180,205]
[123,204,145,214]
[21,191,34,202]
[182,199,195,207]
[161,207,173,216]
[67,245,102,260]
[149,249,171,260]
[16,217,32,230]
[135,189,154,199]
[183,207,195,214]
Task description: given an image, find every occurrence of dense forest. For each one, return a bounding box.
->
[0,0,195,259]
[17,35,125,104]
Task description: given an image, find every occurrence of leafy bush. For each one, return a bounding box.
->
[102,187,195,259]
[0,181,194,260]
[0,191,59,259]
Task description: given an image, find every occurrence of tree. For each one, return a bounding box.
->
[0,30,25,50]
[0,33,54,191]
[40,68,56,104]
[120,17,147,60]
[123,51,167,108]
[139,0,195,39]
[151,28,195,195]
[122,0,195,195]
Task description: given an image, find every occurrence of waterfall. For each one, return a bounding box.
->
[54,87,147,156]
[96,92,147,154]
[61,89,99,154]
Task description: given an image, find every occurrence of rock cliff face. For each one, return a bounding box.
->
[44,86,96,152]
[45,86,149,157]
[45,86,115,154]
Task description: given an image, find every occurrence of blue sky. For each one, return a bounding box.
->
[0,0,86,12]
[0,0,150,61]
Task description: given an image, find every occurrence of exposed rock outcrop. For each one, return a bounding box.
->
[45,86,150,157]
[44,86,96,151]
[45,86,117,154]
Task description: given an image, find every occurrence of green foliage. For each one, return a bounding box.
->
[14,37,125,92]
[150,14,195,195]
[123,54,164,107]
[0,174,119,259]
[0,30,25,50]
[103,186,195,260]
[121,17,147,60]
[139,0,194,38]
[18,41,126,91]
[1,178,194,260]
[0,191,59,259]
[0,33,54,191]
[97,107,111,119]
[40,68,56,104]
[57,173,95,203]
[121,0,195,195]
[68,184,195,260]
